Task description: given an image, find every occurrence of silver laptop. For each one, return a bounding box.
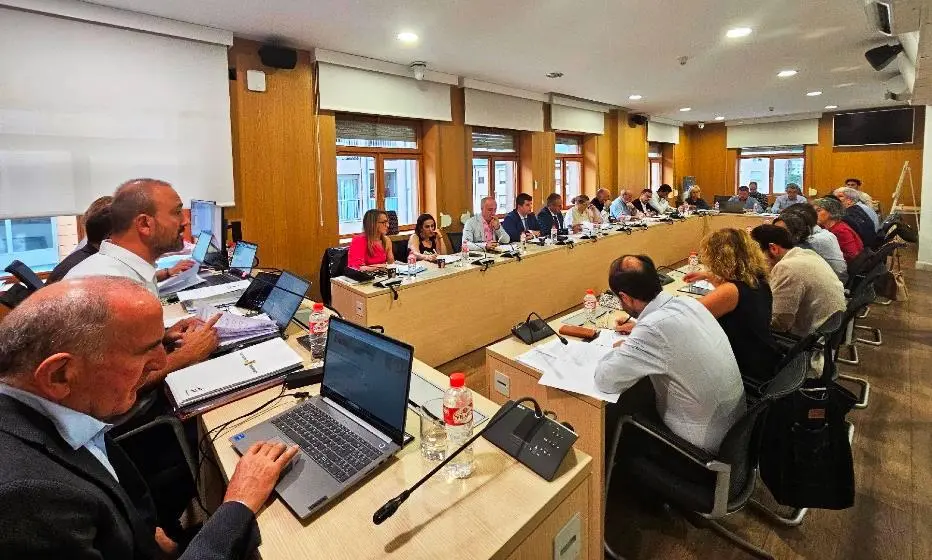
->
[230,317,414,519]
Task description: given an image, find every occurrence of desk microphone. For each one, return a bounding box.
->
[373,397,542,525]
[528,312,569,345]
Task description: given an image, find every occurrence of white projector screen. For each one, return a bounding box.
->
[0,7,235,218]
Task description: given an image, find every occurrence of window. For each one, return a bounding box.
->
[738,145,805,195]
[471,130,518,215]
[555,135,583,203]
[336,117,421,235]
[0,216,78,273]
[648,142,662,191]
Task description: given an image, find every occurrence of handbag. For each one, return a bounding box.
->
[759,378,858,509]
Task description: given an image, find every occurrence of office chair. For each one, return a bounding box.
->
[391,238,409,262]
[603,353,810,560]
[828,273,882,407]
[385,211,400,235]
[713,194,733,206]
[0,283,32,310]
[318,246,348,306]
[4,260,44,291]
[446,231,463,254]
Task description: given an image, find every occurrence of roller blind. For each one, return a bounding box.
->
[0,7,234,219]
[318,63,452,122]
[464,89,544,132]
[551,105,604,135]
[336,119,418,148]
[727,119,819,148]
[471,131,517,152]
[647,121,680,144]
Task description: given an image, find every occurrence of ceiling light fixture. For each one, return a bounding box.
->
[714,116,725,121]
[628,94,643,100]
[825,105,838,110]
[777,70,798,78]
[679,107,692,112]
[546,71,564,79]
[726,27,752,38]
[396,32,418,43]
[806,91,823,96]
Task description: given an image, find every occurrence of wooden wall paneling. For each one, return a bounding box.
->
[661,143,675,189]
[528,131,556,198]
[673,125,691,192]
[597,111,618,194]
[583,134,599,196]
[615,110,648,190]
[686,123,730,199]
[428,87,470,229]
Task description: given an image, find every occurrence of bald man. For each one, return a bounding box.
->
[0,278,297,559]
[591,188,611,214]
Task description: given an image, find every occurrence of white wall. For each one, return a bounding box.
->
[918,106,932,270]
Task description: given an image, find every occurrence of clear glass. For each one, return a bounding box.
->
[419,398,447,461]
[738,157,771,194]
[384,159,419,227]
[564,160,582,202]
[336,156,377,235]
[471,158,489,214]
[772,158,804,194]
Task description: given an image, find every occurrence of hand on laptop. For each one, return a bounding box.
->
[225,441,300,513]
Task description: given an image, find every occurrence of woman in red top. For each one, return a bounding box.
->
[348,209,394,271]
[813,197,862,263]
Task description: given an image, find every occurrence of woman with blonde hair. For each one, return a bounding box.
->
[347,209,394,271]
[565,194,602,231]
[684,227,779,384]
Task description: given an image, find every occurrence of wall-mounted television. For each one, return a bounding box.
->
[833,107,915,147]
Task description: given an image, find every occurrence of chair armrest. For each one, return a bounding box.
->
[621,414,721,469]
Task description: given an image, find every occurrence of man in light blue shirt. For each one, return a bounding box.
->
[609,189,636,219]
[770,183,807,213]
[729,186,763,213]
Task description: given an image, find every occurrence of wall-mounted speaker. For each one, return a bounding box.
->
[628,114,648,127]
[258,45,297,69]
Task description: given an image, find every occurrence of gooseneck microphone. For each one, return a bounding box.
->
[527,311,569,345]
[373,397,542,525]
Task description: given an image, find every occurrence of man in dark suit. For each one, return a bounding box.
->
[536,193,565,236]
[502,192,541,241]
[0,277,298,559]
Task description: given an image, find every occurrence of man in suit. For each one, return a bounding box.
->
[502,192,541,241]
[0,277,298,559]
[537,193,565,235]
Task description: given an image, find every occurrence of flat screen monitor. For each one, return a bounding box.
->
[191,199,223,247]
[833,107,915,147]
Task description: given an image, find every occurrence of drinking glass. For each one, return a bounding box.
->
[419,398,447,461]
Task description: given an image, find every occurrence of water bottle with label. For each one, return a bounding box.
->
[443,372,474,479]
[550,224,558,244]
[407,249,417,278]
[714,201,720,212]
[583,288,598,325]
[459,238,469,267]
[307,302,329,360]
[687,251,700,289]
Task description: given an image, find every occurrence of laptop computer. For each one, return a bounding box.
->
[720,200,749,214]
[230,316,414,519]
[193,235,258,287]
[228,241,258,276]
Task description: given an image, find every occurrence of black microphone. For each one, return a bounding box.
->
[372,397,542,525]
[527,311,568,345]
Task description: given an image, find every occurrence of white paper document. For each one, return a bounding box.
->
[196,304,278,345]
[177,279,251,302]
[165,337,302,408]
[157,262,205,296]
[516,339,622,402]
[436,254,461,264]
[590,329,628,348]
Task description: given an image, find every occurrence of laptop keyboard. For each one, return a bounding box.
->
[200,273,242,287]
[272,403,384,482]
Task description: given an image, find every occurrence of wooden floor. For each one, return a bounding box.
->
[439,248,932,560]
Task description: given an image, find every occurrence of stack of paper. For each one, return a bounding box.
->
[157,263,205,296]
[516,339,622,402]
[196,305,278,345]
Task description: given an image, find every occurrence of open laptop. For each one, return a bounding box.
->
[228,241,258,276]
[719,200,749,214]
[230,317,414,519]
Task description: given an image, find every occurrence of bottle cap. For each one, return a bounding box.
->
[586,289,594,294]
[313,302,324,311]
[450,372,465,388]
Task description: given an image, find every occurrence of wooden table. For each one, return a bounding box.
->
[199,325,594,560]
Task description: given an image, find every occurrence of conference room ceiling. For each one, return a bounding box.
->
[89,0,923,122]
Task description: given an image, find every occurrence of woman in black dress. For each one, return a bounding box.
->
[407,213,447,262]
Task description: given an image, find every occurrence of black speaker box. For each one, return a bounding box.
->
[258,45,297,69]
[629,114,648,127]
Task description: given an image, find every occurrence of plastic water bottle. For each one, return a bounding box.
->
[550,224,558,243]
[407,250,417,277]
[459,238,469,267]
[714,201,720,212]
[308,302,329,360]
[688,251,699,274]
[583,288,598,324]
[443,372,474,479]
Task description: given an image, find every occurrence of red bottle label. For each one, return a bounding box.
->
[443,404,473,426]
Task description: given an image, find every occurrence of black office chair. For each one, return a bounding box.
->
[5,260,44,291]
[318,246,348,306]
[446,231,463,254]
[603,353,810,560]
[828,274,882,408]
[391,238,409,262]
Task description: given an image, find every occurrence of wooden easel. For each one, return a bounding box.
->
[891,160,920,231]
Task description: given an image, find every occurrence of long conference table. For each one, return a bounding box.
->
[331,213,774,371]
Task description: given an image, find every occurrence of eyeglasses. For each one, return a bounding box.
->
[377,220,389,225]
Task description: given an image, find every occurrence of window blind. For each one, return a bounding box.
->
[471,131,517,152]
[555,135,583,155]
[647,121,680,144]
[0,7,234,219]
[464,89,544,132]
[551,104,604,135]
[336,119,418,148]
[318,63,452,122]
[727,119,819,148]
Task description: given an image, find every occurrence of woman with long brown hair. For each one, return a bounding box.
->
[347,209,394,271]
[684,227,779,384]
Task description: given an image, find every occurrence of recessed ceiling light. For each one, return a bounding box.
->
[714,116,725,121]
[825,105,838,110]
[396,32,418,43]
[806,91,823,96]
[628,94,643,100]
[679,107,692,112]
[726,27,752,38]
[777,70,798,78]
[546,71,564,79]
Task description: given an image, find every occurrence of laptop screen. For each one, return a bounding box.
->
[191,233,213,263]
[229,241,258,274]
[260,271,310,329]
[321,318,413,445]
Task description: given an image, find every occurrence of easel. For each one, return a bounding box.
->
[891,160,920,231]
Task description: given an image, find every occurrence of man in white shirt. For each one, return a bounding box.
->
[595,254,746,452]
[67,178,219,386]
[462,196,510,250]
[770,183,808,213]
[649,184,673,214]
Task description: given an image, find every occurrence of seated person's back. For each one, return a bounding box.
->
[595,255,746,452]
[47,198,113,284]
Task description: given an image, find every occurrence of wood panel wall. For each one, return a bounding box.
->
[615,110,649,192]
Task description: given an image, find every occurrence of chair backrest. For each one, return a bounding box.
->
[446,231,463,254]
[776,310,844,371]
[385,211,400,235]
[391,238,409,261]
[4,260,44,291]
[318,246,348,306]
